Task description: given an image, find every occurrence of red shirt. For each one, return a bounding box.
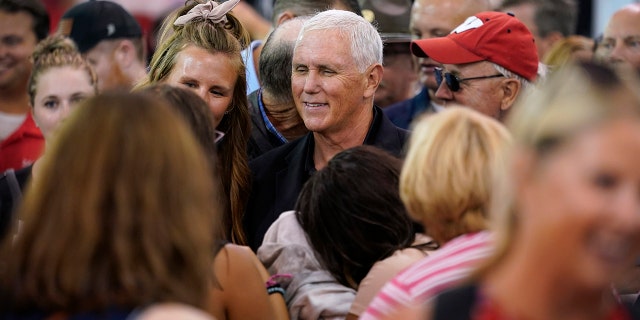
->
[0,113,44,172]
[475,294,632,320]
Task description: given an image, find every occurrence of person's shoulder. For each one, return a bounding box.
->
[383,99,412,117]
[372,108,410,155]
[250,135,308,173]
[440,231,493,252]
[215,244,263,280]
[218,243,257,264]
[136,304,216,320]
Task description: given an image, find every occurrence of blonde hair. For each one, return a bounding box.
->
[542,35,594,71]
[401,107,512,245]
[1,92,219,311]
[28,34,98,105]
[138,0,251,244]
[485,61,640,273]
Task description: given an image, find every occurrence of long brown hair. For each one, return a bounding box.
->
[137,0,251,244]
[0,92,220,312]
[138,84,226,244]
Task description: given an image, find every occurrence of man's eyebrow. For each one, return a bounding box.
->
[317,64,335,70]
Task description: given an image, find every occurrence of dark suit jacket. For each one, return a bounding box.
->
[247,89,288,161]
[244,106,408,250]
[383,86,433,130]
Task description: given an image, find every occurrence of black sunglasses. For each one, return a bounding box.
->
[435,67,505,92]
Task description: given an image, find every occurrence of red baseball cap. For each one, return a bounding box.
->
[410,11,538,82]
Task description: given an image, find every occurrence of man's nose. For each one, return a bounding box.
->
[434,79,453,100]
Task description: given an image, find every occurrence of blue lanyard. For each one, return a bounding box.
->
[258,89,288,144]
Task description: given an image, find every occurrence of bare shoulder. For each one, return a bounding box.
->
[379,304,427,320]
[210,244,278,320]
[215,244,266,278]
[138,303,216,320]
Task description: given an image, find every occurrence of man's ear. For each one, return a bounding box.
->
[500,78,521,111]
[113,39,137,69]
[276,11,296,26]
[364,63,383,99]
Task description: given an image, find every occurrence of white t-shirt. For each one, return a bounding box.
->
[0,111,27,141]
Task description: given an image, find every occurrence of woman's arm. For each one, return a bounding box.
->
[208,244,288,320]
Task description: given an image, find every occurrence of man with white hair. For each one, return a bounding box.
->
[383,0,492,129]
[244,9,407,250]
[412,11,538,121]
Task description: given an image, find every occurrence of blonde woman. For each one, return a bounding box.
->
[363,107,512,320]
[0,92,217,317]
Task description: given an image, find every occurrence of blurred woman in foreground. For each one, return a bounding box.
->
[0,93,218,318]
[139,84,288,320]
[427,62,640,319]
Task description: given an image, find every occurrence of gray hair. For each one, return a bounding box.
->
[260,17,309,103]
[491,63,534,92]
[297,9,382,73]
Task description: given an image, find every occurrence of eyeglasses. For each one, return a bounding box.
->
[434,67,504,92]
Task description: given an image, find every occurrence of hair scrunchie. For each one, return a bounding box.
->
[174,0,240,26]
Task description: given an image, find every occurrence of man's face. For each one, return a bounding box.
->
[376,49,418,108]
[601,6,640,70]
[291,29,375,136]
[434,61,508,120]
[410,0,490,90]
[0,10,37,92]
[84,40,129,91]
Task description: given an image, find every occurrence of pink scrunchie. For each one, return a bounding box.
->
[174,0,240,26]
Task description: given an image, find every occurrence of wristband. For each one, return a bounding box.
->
[267,285,286,296]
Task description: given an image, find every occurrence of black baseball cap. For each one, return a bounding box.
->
[58,0,142,53]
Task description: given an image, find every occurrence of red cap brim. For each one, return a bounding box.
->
[411,37,484,64]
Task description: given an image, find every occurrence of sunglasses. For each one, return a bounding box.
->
[434,67,505,92]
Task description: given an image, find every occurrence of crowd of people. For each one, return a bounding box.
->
[0,0,639,319]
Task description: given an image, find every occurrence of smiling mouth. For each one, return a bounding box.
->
[304,102,328,107]
[589,233,634,268]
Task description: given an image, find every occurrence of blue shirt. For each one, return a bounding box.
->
[241,40,263,94]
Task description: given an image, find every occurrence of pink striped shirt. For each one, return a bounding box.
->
[360,231,494,320]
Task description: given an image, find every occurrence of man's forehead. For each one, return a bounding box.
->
[0,10,35,34]
[608,7,640,30]
[443,61,491,73]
